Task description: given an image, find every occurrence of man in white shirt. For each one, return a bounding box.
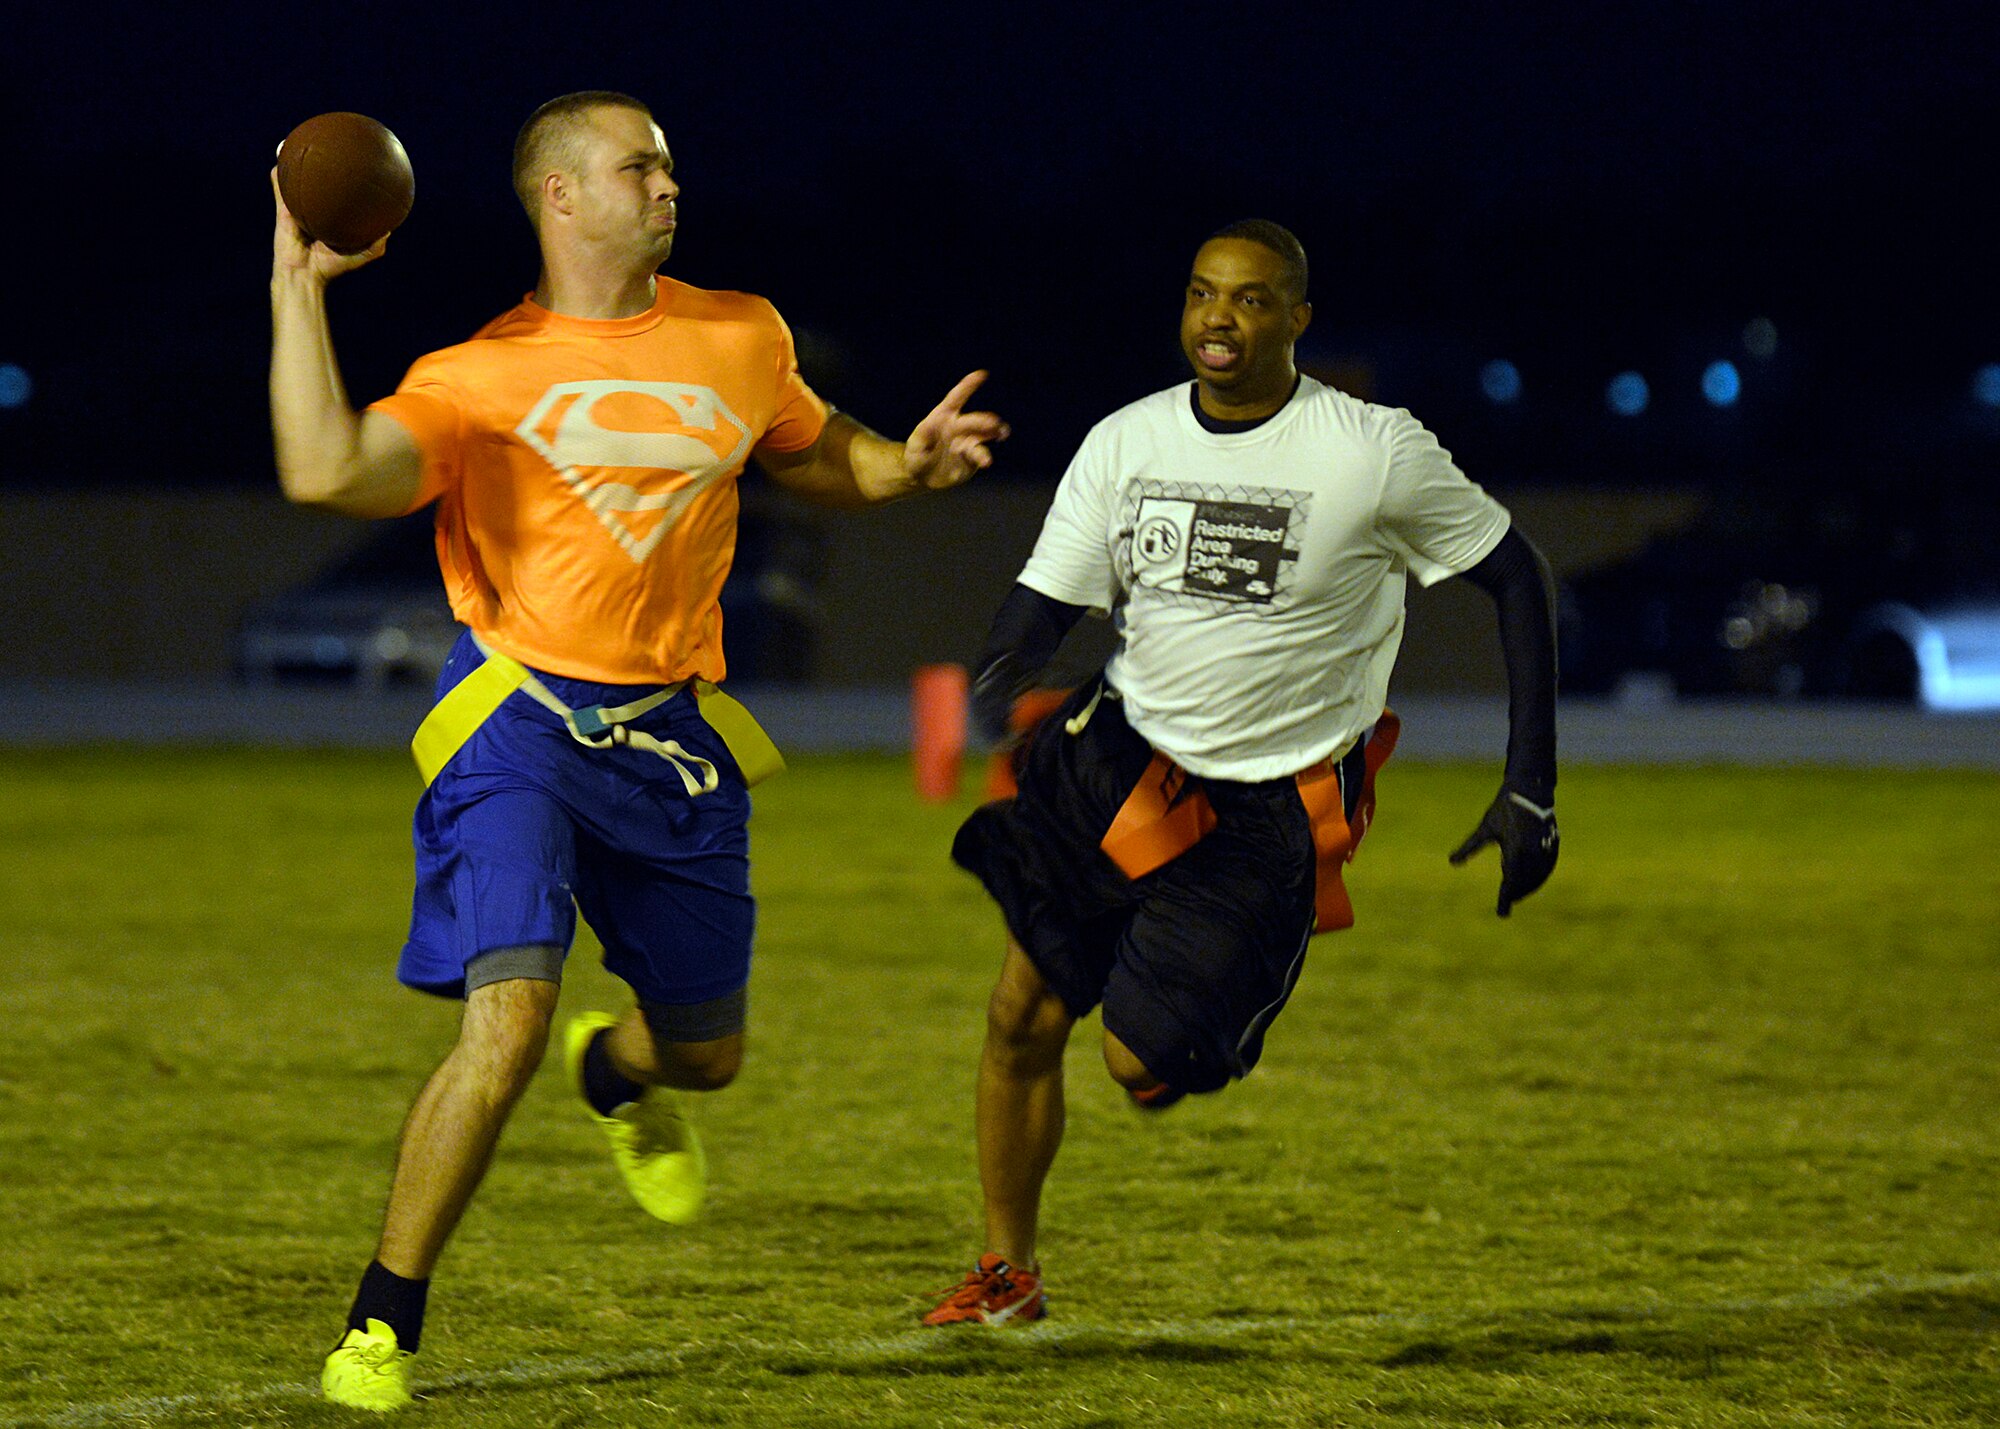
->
[924,220,1560,1327]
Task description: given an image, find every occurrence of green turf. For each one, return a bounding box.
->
[1,749,1995,1427]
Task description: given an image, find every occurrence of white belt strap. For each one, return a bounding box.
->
[1064,680,1117,736]
[471,635,720,797]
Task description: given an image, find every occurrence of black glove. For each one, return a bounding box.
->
[1449,787,1559,917]
[971,651,1033,744]
[969,586,1088,744]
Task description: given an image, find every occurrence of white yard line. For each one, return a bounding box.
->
[24,1269,1994,1428]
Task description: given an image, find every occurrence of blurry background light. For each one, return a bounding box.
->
[0,364,31,410]
[1479,358,1522,404]
[1742,317,1779,360]
[1606,370,1649,416]
[1972,363,2000,408]
[1702,359,1742,407]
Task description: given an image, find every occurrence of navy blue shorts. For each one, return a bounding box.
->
[953,681,1362,1096]
[400,632,754,1009]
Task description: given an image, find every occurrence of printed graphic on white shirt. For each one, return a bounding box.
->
[1119,481,1309,606]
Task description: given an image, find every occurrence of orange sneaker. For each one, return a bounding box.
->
[922,1253,1048,1326]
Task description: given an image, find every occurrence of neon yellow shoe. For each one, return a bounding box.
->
[564,1012,706,1224]
[322,1318,414,1412]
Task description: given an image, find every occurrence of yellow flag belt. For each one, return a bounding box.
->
[411,635,784,791]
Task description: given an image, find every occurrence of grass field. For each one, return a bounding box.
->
[1,748,1996,1427]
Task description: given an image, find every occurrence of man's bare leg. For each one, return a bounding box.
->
[375,976,560,1278]
[977,936,1076,1266]
[1100,1028,1164,1092]
[603,1012,743,1092]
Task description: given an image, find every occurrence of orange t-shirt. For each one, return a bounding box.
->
[368,277,829,684]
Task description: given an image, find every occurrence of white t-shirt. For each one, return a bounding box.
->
[1019,376,1510,781]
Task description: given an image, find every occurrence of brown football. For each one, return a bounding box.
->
[276,112,415,255]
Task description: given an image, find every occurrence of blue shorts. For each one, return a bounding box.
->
[400,632,754,1008]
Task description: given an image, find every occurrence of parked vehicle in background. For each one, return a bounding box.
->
[235,514,458,690]
[1558,493,2000,709]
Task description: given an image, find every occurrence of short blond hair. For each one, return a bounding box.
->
[511,90,651,219]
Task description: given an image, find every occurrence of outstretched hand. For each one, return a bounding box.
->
[270,168,385,282]
[904,371,1010,491]
[1450,787,1559,916]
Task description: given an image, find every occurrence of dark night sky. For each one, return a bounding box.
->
[3,0,1996,500]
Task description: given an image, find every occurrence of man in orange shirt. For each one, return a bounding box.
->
[270,91,1006,1411]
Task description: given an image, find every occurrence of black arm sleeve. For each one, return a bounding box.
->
[1456,527,1559,802]
[970,583,1089,740]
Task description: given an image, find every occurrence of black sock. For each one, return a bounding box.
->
[347,1259,429,1353]
[582,1028,645,1115]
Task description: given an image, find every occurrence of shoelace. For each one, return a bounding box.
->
[351,1339,401,1371]
[613,1099,688,1153]
[933,1263,1017,1305]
